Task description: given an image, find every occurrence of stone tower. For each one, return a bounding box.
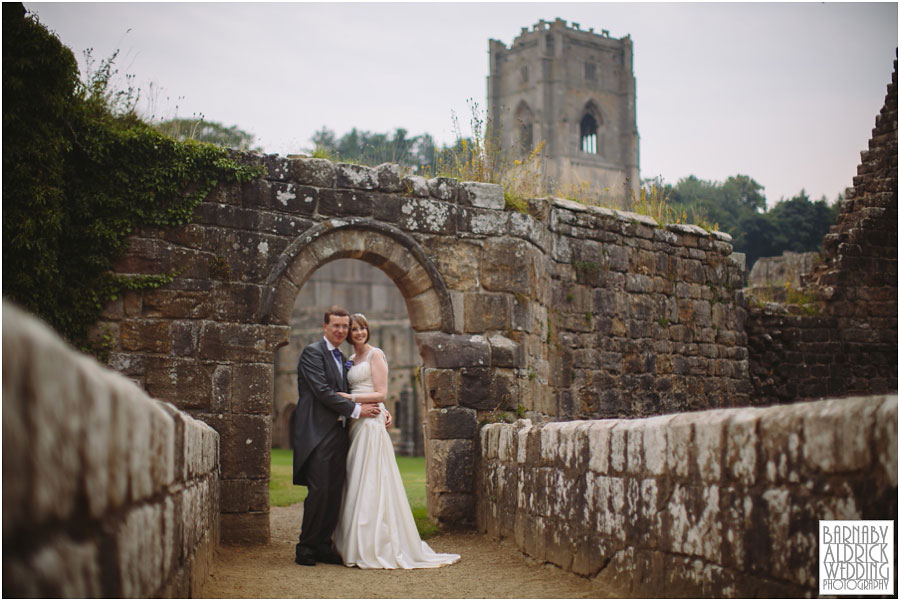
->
[488,18,639,200]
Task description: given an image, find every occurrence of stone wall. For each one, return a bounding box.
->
[543,200,749,418]
[478,395,897,597]
[99,145,750,536]
[747,251,819,288]
[2,301,220,598]
[747,56,897,404]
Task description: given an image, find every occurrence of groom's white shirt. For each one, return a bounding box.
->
[324,337,361,419]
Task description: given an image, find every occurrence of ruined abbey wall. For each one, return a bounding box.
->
[479,394,897,597]
[2,302,220,598]
[747,56,897,404]
[95,149,749,539]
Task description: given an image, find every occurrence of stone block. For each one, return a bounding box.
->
[459,181,504,209]
[663,483,722,563]
[463,292,510,332]
[510,210,552,252]
[459,367,493,410]
[755,405,803,485]
[198,322,283,362]
[458,206,510,236]
[427,407,477,439]
[429,438,474,493]
[874,396,898,487]
[144,357,216,409]
[231,363,274,414]
[803,396,877,474]
[335,162,378,190]
[427,176,459,201]
[487,334,523,368]
[407,287,443,331]
[422,238,482,291]
[220,511,270,544]
[289,157,335,187]
[141,288,212,319]
[588,420,618,474]
[481,238,535,294]
[431,492,475,527]
[220,479,269,513]
[398,197,456,235]
[148,402,175,493]
[121,319,171,353]
[666,413,694,479]
[725,408,762,486]
[117,503,164,597]
[415,332,490,369]
[422,368,459,409]
[401,175,430,197]
[21,535,103,598]
[643,415,674,476]
[317,188,374,217]
[374,163,402,192]
[693,409,732,483]
[217,414,267,479]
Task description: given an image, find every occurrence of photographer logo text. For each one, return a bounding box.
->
[819,520,894,595]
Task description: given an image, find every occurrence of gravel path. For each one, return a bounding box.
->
[199,505,623,599]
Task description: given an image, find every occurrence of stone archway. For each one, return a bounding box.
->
[257,218,453,332]
[257,218,481,528]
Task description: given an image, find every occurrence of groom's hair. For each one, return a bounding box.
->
[323,305,350,324]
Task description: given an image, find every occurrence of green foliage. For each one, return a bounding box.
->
[311,125,437,170]
[3,7,263,352]
[153,117,261,151]
[647,174,839,269]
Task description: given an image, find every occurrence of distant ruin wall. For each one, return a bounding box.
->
[100,146,750,536]
[478,395,897,597]
[747,56,897,404]
[2,301,220,598]
[747,251,819,288]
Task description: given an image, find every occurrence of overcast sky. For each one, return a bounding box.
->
[27,2,898,205]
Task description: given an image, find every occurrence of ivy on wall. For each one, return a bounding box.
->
[2,4,263,354]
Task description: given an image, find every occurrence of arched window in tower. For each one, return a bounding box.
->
[515,101,535,155]
[580,113,598,154]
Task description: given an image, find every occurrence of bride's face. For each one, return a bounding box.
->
[349,322,368,345]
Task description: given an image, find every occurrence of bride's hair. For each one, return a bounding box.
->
[350,313,370,344]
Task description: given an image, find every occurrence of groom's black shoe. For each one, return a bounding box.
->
[295,545,316,566]
[316,547,344,565]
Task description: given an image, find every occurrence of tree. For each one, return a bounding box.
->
[308,126,441,172]
[154,118,260,151]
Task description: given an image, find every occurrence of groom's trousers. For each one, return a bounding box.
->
[298,422,349,551]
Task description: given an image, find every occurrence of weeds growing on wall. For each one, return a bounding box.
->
[3,6,263,356]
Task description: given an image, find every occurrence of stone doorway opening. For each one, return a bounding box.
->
[272,258,425,456]
[258,219,466,527]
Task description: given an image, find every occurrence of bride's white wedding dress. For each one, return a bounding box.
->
[334,348,460,569]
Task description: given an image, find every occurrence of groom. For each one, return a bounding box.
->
[291,305,380,566]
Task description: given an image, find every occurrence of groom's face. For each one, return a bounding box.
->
[323,315,350,347]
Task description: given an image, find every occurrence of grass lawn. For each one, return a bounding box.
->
[269,449,437,538]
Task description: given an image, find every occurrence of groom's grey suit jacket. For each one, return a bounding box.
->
[291,338,355,485]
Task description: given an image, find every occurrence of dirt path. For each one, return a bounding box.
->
[199,505,623,599]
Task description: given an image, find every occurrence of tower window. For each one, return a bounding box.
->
[520,66,529,84]
[546,34,554,54]
[580,114,598,154]
[585,62,596,81]
[520,122,533,154]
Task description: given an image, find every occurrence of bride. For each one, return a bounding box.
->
[333,313,460,569]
